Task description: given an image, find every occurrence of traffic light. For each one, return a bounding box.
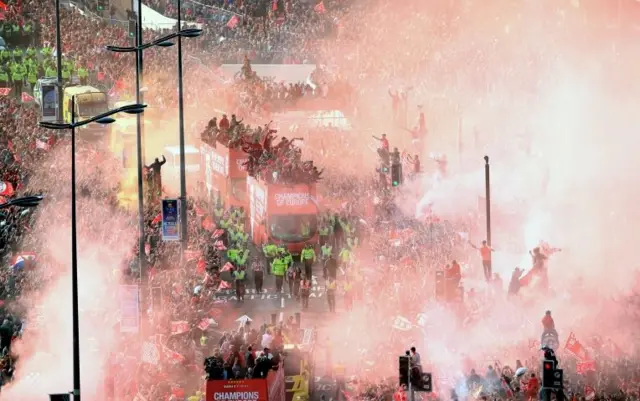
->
[399,356,409,386]
[541,360,556,389]
[97,0,107,11]
[129,18,136,38]
[414,372,433,392]
[391,163,402,186]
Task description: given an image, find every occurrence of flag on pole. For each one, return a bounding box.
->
[21,92,34,103]
[226,15,240,29]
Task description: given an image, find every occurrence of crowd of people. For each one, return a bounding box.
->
[2,0,640,400]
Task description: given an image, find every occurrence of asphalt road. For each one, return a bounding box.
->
[212,263,345,330]
[210,263,352,401]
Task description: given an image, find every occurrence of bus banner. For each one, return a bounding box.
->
[268,184,317,215]
[206,379,269,401]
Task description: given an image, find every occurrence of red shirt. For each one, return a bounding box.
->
[381,138,389,150]
[480,246,491,261]
[542,315,554,330]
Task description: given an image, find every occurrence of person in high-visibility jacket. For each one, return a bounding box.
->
[301,243,316,278]
[321,243,332,260]
[237,248,250,267]
[271,257,287,292]
[263,242,278,274]
[326,279,337,312]
[343,277,353,311]
[227,247,240,265]
[283,249,293,268]
[338,246,352,269]
[187,391,203,401]
[233,267,246,301]
[318,221,330,246]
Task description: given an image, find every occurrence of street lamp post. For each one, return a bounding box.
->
[177,0,188,264]
[106,27,202,272]
[484,155,491,246]
[40,101,146,401]
[54,0,63,119]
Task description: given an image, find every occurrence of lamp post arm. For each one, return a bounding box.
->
[74,104,147,128]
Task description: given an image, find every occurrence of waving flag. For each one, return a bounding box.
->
[565,332,589,361]
[10,253,36,271]
[170,320,190,335]
[202,216,215,231]
[21,92,34,103]
[163,346,186,364]
[0,181,14,197]
[220,262,233,272]
[218,280,231,291]
[226,15,240,29]
[212,229,225,239]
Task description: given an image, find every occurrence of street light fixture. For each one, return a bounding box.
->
[39,100,146,401]
[0,195,44,210]
[105,26,203,283]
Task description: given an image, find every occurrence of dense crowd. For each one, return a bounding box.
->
[2,0,640,400]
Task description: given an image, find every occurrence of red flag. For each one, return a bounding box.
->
[0,181,14,197]
[36,139,50,151]
[226,15,240,29]
[202,216,215,231]
[218,281,231,291]
[21,92,34,103]
[212,229,225,239]
[196,258,206,274]
[0,88,11,96]
[163,346,186,364]
[170,320,190,335]
[220,262,233,272]
[197,318,211,331]
[171,387,185,398]
[576,360,596,374]
[565,332,589,361]
[585,385,596,401]
[0,1,6,11]
[314,1,325,13]
[151,213,162,224]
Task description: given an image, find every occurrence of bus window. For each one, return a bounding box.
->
[270,214,317,242]
[231,178,247,202]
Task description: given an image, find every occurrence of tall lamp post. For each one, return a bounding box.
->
[177,2,195,264]
[484,155,491,246]
[54,0,63,119]
[40,102,146,401]
[106,27,202,280]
